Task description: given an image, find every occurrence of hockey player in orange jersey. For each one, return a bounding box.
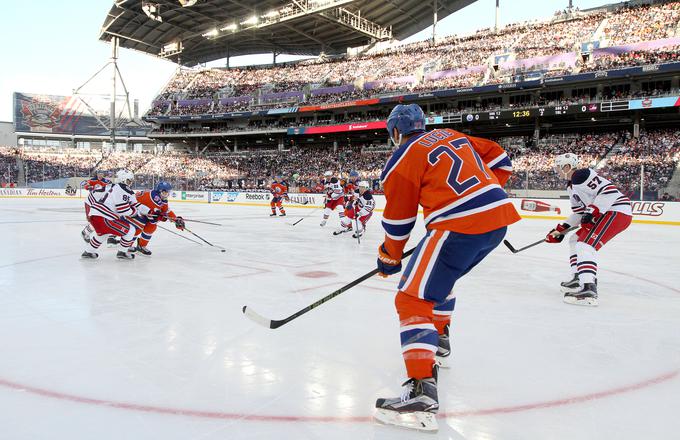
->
[269,176,289,217]
[128,181,184,256]
[373,104,520,431]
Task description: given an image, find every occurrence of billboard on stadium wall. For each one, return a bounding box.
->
[288,120,387,135]
[13,92,149,136]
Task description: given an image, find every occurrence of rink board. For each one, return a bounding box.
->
[1,187,678,225]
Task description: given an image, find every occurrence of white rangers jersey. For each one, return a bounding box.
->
[565,168,632,226]
[324,177,344,201]
[87,183,142,221]
[355,190,376,217]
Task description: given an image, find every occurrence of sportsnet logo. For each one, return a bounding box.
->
[632,201,664,216]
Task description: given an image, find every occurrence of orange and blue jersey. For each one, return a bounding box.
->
[380,128,520,258]
[135,190,176,221]
[270,182,288,199]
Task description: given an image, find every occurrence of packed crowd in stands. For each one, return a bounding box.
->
[504,129,680,195]
[5,127,679,198]
[504,132,620,190]
[147,2,680,117]
[0,147,20,187]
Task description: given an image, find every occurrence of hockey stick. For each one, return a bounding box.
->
[353,211,361,245]
[184,219,222,226]
[181,225,228,252]
[157,224,203,246]
[291,206,323,226]
[243,247,416,329]
[503,225,579,254]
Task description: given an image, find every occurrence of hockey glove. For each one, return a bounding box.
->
[377,244,402,277]
[174,216,185,230]
[545,223,570,243]
[580,205,600,228]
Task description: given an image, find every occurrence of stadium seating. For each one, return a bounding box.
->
[6,128,679,198]
[147,2,680,116]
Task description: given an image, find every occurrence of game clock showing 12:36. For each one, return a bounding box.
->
[511,110,531,118]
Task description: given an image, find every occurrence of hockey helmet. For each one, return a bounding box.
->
[358,180,370,189]
[115,169,134,184]
[155,181,172,193]
[554,153,579,171]
[387,104,426,146]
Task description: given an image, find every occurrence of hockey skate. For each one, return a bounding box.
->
[374,366,439,432]
[563,283,598,306]
[81,226,92,243]
[352,230,364,239]
[107,236,121,246]
[135,246,152,256]
[560,273,580,293]
[436,324,451,369]
[320,219,327,227]
[81,251,98,259]
[279,212,286,217]
[333,226,352,235]
[116,250,135,260]
[270,213,277,217]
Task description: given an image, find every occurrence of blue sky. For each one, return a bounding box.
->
[0,0,610,122]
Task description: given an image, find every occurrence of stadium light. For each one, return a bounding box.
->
[241,15,259,25]
[263,10,279,18]
[220,23,238,31]
[142,2,162,22]
[202,28,219,38]
[178,0,198,6]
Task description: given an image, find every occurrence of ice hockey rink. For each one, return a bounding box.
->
[1,197,678,440]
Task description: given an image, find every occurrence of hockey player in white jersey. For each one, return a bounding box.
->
[319,170,345,227]
[333,181,376,237]
[546,153,632,306]
[81,169,148,260]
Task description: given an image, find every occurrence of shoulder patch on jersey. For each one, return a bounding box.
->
[119,184,134,194]
[571,168,591,185]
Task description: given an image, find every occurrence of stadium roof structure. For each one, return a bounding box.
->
[100,0,478,66]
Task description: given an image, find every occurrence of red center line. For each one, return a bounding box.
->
[0,369,676,422]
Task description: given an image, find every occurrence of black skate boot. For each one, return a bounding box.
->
[333,226,351,235]
[563,283,598,306]
[136,246,152,256]
[116,250,135,260]
[374,365,439,432]
[279,212,286,217]
[81,251,98,259]
[107,236,120,246]
[436,324,451,368]
[352,230,364,238]
[560,273,580,293]
[270,212,277,217]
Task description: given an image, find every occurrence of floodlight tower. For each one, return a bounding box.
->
[72,36,133,155]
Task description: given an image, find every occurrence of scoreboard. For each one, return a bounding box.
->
[463,103,601,123]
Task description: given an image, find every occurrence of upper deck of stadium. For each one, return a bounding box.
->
[99,0,476,65]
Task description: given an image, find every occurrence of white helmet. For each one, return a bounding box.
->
[554,153,579,171]
[115,169,134,184]
[358,180,370,189]
[324,170,333,177]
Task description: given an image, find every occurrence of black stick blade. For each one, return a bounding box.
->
[503,239,518,253]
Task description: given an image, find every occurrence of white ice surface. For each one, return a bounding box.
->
[0,198,678,440]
